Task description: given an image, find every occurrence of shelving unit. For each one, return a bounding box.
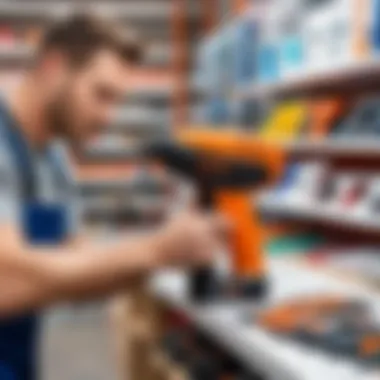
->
[78,177,167,196]
[80,147,141,163]
[238,59,380,99]
[258,197,380,234]
[0,2,179,22]
[151,259,380,380]
[0,44,33,67]
[140,1,380,380]
[112,108,171,130]
[284,139,380,157]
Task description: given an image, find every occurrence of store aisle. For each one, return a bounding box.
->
[40,303,118,380]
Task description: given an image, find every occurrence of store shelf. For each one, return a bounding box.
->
[0,2,178,22]
[110,124,170,137]
[0,34,171,72]
[82,197,165,213]
[232,138,380,159]
[113,108,171,132]
[151,260,380,380]
[78,176,167,194]
[144,43,173,67]
[79,146,142,163]
[0,45,34,67]
[127,84,174,100]
[82,138,380,164]
[200,5,254,49]
[239,59,380,99]
[284,139,380,157]
[258,197,380,234]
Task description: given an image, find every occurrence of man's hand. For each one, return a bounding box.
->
[0,211,231,316]
[152,211,231,268]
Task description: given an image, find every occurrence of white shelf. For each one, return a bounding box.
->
[259,198,380,234]
[239,59,380,99]
[151,260,380,380]
[285,140,380,157]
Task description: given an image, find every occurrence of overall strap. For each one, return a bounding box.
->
[46,146,73,197]
[0,101,37,201]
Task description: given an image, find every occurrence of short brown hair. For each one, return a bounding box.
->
[40,14,142,67]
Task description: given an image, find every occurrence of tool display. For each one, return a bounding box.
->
[330,97,380,139]
[266,231,326,258]
[277,0,305,78]
[372,0,380,52]
[307,246,380,285]
[265,160,328,208]
[258,101,307,142]
[145,129,285,301]
[233,14,260,86]
[258,294,380,366]
[359,177,380,218]
[184,2,380,380]
[306,97,351,140]
[256,5,281,83]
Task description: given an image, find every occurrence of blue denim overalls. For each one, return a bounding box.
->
[0,101,70,380]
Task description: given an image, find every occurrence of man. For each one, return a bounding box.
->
[0,14,228,380]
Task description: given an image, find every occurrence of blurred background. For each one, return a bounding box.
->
[3,0,380,379]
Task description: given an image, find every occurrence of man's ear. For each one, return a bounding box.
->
[38,51,72,94]
[38,50,68,77]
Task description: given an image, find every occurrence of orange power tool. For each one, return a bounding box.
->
[146,129,285,301]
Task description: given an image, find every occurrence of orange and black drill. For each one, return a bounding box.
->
[145,129,285,302]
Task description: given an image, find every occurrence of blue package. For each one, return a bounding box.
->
[234,21,259,85]
[257,42,280,83]
[372,0,380,53]
[273,163,302,197]
[206,96,232,125]
[280,35,303,75]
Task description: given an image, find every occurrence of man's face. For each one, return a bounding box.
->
[45,50,129,147]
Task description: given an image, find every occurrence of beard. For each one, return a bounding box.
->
[47,92,74,139]
[44,85,106,151]
[45,93,88,151]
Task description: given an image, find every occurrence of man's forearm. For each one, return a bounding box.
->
[0,210,226,317]
[0,233,163,316]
